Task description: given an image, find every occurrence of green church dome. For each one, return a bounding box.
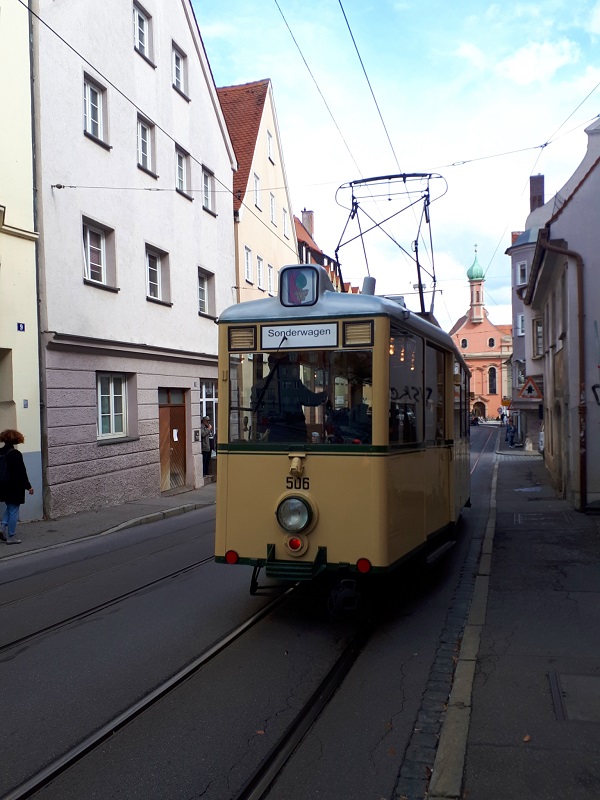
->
[467,254,484,280]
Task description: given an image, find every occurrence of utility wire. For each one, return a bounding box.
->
[19,0,299,259]
[273,0,364,179]
[337,0,402,173]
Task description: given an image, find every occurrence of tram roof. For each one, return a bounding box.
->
[219,265,466,364]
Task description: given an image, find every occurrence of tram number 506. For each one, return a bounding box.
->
[286,477,310,490]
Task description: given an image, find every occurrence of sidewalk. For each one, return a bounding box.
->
[430,427,600,799]
[0,480,217,560]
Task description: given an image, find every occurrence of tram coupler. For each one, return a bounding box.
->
[328,579,360,616]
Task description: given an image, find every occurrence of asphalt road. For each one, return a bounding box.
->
[0,427,497,799]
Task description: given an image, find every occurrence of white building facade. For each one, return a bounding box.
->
[522,121,600,511]
[31,0,236,516]
[0,0,43,520]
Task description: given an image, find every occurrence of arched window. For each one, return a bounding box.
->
[461,338,467,349]
[488,366,497,394]
[488,337,495,347]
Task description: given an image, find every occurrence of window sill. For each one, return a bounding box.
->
[245,279,254,285]
[98,435,140,446]
[138,163,159,179]
[84,278,120,293]
[135,47,157,68]
[202,205,217,217]
[147,296,173,307]
[176,188,194,202]
[83,130,112,151]
[173,84,191,102]
[198,311,217,321]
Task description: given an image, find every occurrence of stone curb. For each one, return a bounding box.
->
[427,458,499,798]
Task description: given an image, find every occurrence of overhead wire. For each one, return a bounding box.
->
[17,0,301,259]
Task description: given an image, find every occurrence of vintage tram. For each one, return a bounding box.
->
[215,264,470,601]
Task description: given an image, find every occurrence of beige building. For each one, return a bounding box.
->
[0,0,43,520]
[217,80,299,302]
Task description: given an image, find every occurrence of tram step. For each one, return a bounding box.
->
[265,561,317,581]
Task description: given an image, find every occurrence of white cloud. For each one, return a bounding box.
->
[588,2,600,34]
[495,40,580,84]
[455,42,486,70]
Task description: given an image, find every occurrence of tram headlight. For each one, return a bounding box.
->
[276,496,312,533]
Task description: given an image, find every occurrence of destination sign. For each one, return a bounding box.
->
[261,323,338,349]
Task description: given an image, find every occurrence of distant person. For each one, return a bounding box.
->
[507,421,516,448]
[252,353,328,442]
[500,412,506,426]
[201,417,213,476]
[0,429,34,545]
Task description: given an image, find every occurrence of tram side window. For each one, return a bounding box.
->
[389,332,424,445]
[425,345,445,444]
[453,361,468,438]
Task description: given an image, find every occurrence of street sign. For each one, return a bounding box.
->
[518,377,543,400]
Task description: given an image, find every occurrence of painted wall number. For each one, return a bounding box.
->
[286,477,310,490]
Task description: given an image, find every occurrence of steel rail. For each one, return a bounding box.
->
[3,589,293,800]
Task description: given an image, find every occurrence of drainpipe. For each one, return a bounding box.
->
[539,241,587,512]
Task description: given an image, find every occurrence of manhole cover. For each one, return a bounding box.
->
[549,671,600,721]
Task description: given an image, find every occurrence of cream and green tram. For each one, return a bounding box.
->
[215,264,470,596]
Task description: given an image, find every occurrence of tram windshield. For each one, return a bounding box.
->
[229,349,372,446]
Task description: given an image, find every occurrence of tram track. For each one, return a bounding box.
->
[233,620,373,800]
[3,589,294,800]
[0,554,214,654]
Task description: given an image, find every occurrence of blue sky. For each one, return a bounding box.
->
[192,0,600,331]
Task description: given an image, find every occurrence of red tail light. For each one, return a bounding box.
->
[287,537,303,552]
[225,550,239,564]
[356,558,372,574]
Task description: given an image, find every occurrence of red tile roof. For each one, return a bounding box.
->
[216,80,270,211]
[294,215,322,253]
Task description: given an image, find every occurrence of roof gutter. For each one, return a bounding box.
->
[527,232,587,511]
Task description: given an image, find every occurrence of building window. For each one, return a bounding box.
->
[146,251,160,299]
[83,77,106,142]
[267,263,274,294]
[137,118,155,174]
[97,373,126,438]
[517,261,527,285]
[267,129,274,161]
[282,207,289,238]
[488,337,495,347]
[200,379,217,438]
[269,193,276,224]
[257,256,264,289]
[253,174,261,208]
[133,3,152,60]
[533,319,543,356]
[176,148,189,194]
[82,218,116,288]
[198,268,214,315]
[517,314,525,336]
[488,366,497,394]
[202,169,215,212]
[83,224,105,284]
[244,246,253,282]
[172,44,187,94]
[146,247,170,303]
[460,338,467,349]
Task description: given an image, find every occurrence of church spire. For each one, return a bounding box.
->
[467,245,485,323]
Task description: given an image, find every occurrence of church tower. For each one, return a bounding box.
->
[467,249,485,323]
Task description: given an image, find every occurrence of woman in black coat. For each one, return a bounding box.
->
[0,429,34,545]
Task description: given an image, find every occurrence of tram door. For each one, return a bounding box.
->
[159,388,187,491]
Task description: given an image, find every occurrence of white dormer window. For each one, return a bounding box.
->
[267,130,274,162]
[517,261,527,285]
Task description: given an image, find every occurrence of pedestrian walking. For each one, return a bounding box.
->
[507,421,516,448]
[201,416,213,477]
[0,429,34,545]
